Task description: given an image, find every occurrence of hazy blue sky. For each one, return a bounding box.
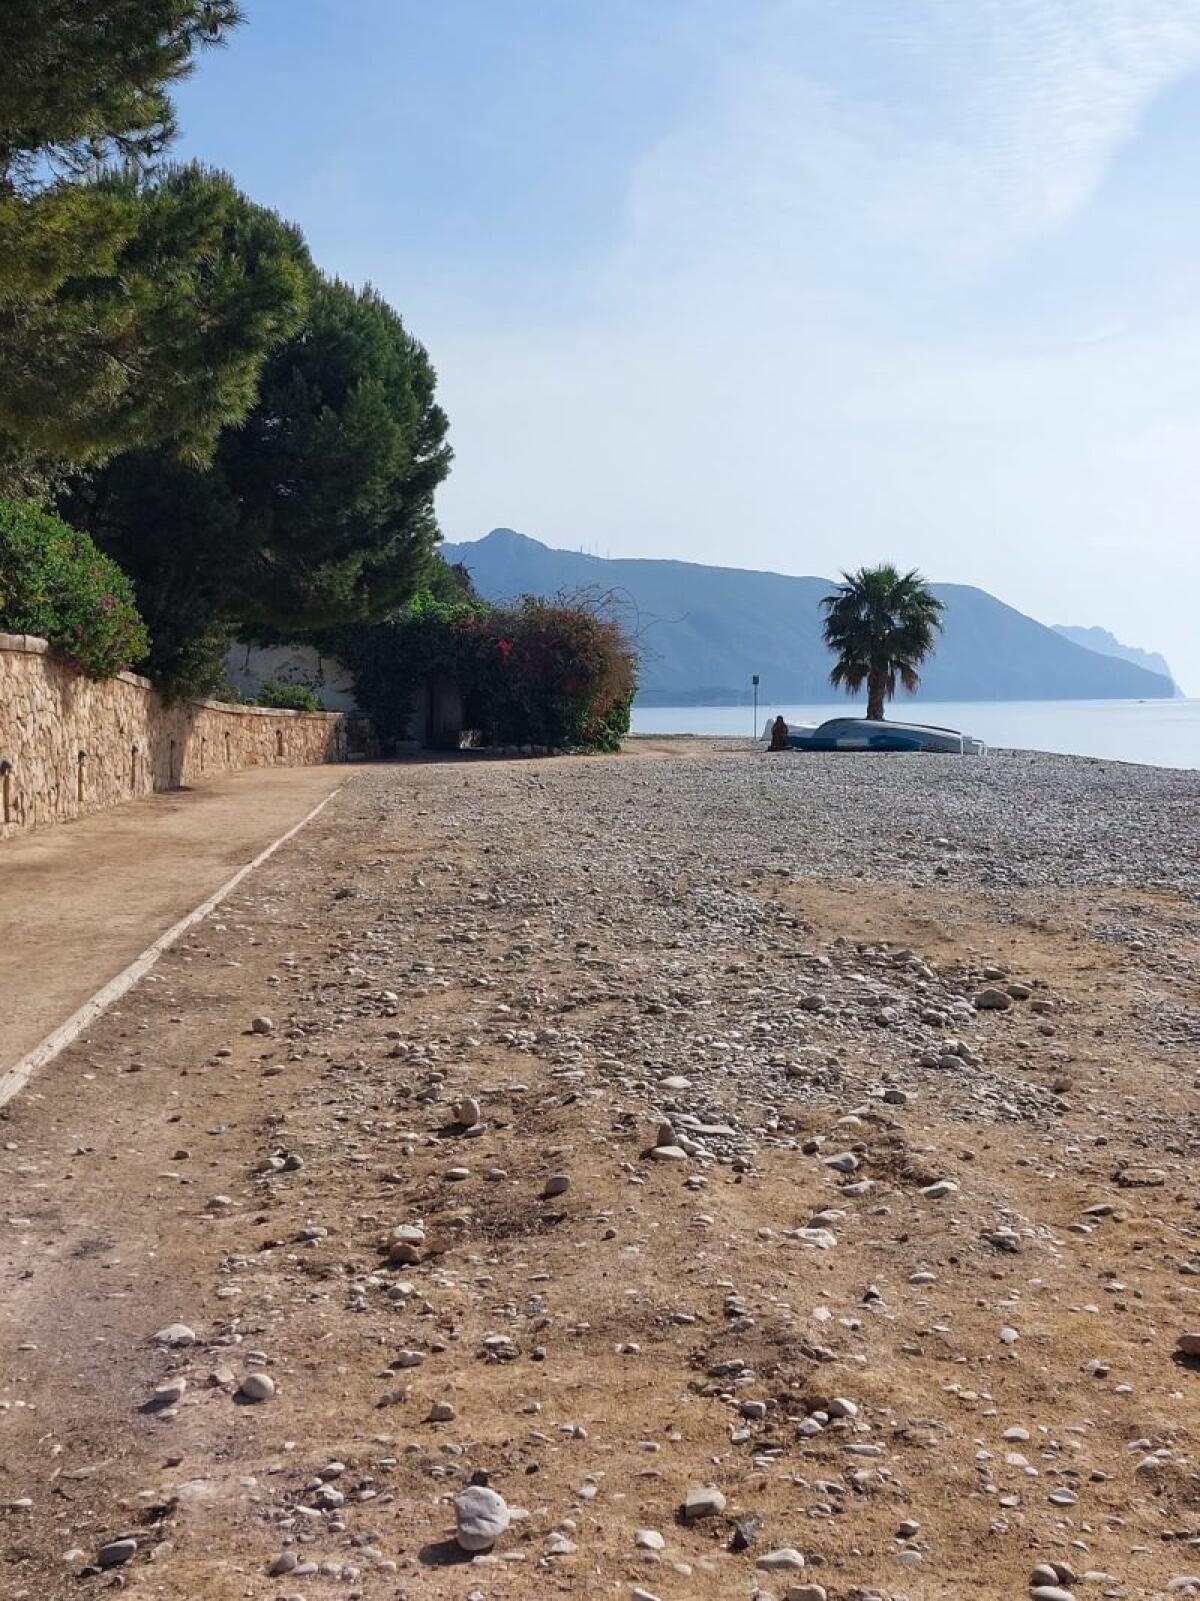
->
[176,1,1200,689]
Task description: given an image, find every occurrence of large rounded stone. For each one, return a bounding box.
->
[454,1485,510,1551]
[238,1372,275,1402]
[974,987,1012,1011]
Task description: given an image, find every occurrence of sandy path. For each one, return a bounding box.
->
[0,765,347,1072]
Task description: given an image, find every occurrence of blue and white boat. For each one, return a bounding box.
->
[765,716,986,755]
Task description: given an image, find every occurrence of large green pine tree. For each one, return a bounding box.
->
[0,0,241,188]
[0,2,313,476]
[63,278,454,692]
[0,165,312,472]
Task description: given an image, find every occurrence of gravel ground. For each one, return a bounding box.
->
[1,742,1199,1601]
[596,741,1200,892]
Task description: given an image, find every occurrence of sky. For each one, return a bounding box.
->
[175,0,1200,690]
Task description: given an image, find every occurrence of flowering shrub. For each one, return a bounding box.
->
[469,599,636,751]
[328,589,637,752]
[0,498,148,678]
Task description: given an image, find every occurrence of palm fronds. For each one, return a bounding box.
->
[820,563,944,719]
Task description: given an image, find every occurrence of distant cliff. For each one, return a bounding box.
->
[1052,625,1179,694]
[441,529,1176,704]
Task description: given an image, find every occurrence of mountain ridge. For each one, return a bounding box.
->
[440,528,1175,705]
[1052,624,1178,693]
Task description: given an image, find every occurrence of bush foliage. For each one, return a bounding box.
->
[256,678,322,713]
[469,599,635,751]
[0,496,148,677]
[326,587,637,753]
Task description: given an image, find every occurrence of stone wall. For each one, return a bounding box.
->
[0,634,346,839]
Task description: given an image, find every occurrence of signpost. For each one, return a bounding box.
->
[752,674,760,740]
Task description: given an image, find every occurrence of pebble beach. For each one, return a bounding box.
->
[2,739,1199,1601]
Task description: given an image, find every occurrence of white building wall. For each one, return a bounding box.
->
[226,643,358,712]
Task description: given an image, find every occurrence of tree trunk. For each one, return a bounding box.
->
[866,671,885,721]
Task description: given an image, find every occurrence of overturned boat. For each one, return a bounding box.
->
[765,716,986,755]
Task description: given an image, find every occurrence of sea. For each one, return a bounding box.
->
[630,697,1200,771]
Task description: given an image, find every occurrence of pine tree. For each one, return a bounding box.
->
[0,1,240,189]
[63,278,453,691]
[0,166,311,468]
[0,5,310,472]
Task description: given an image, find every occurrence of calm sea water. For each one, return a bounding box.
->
[631,698,1200,770]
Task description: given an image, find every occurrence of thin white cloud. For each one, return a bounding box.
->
[609,0,1200,286]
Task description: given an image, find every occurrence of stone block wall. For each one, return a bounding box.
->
[0,634,346,839]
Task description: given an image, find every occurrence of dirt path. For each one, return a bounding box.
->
[1,752,1198,1601]
[0,765,347,1072]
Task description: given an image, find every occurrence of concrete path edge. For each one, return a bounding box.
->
[0,783,345,1109]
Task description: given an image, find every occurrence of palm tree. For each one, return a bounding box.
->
[820,564,945,721]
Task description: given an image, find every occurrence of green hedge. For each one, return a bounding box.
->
[0,498,148,678]
[256,678,322,712]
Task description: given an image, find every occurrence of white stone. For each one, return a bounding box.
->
[920,1180,958,1199]
[238,1372,275,1402]
[682,1485,726,1521]
[153,1323,196,1347]
[454,1485,510,1551]
[757,1548,805,1571]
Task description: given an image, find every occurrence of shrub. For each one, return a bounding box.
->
[0,497,148,677]
[593,688,633,753]
[256,678,322,713]
[469,599,637,750]
[326,588,637,753]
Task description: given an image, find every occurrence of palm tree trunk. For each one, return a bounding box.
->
[866,671,885,721]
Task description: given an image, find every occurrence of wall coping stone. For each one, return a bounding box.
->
[1,634,342,720]
[0,632,49,655]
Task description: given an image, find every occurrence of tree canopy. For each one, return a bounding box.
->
[0,7,308,478]
[63,276,453,691]
[2,3,468,722]
[0,165,311,473]
[820,564,945,720]
[0,0,241,188]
